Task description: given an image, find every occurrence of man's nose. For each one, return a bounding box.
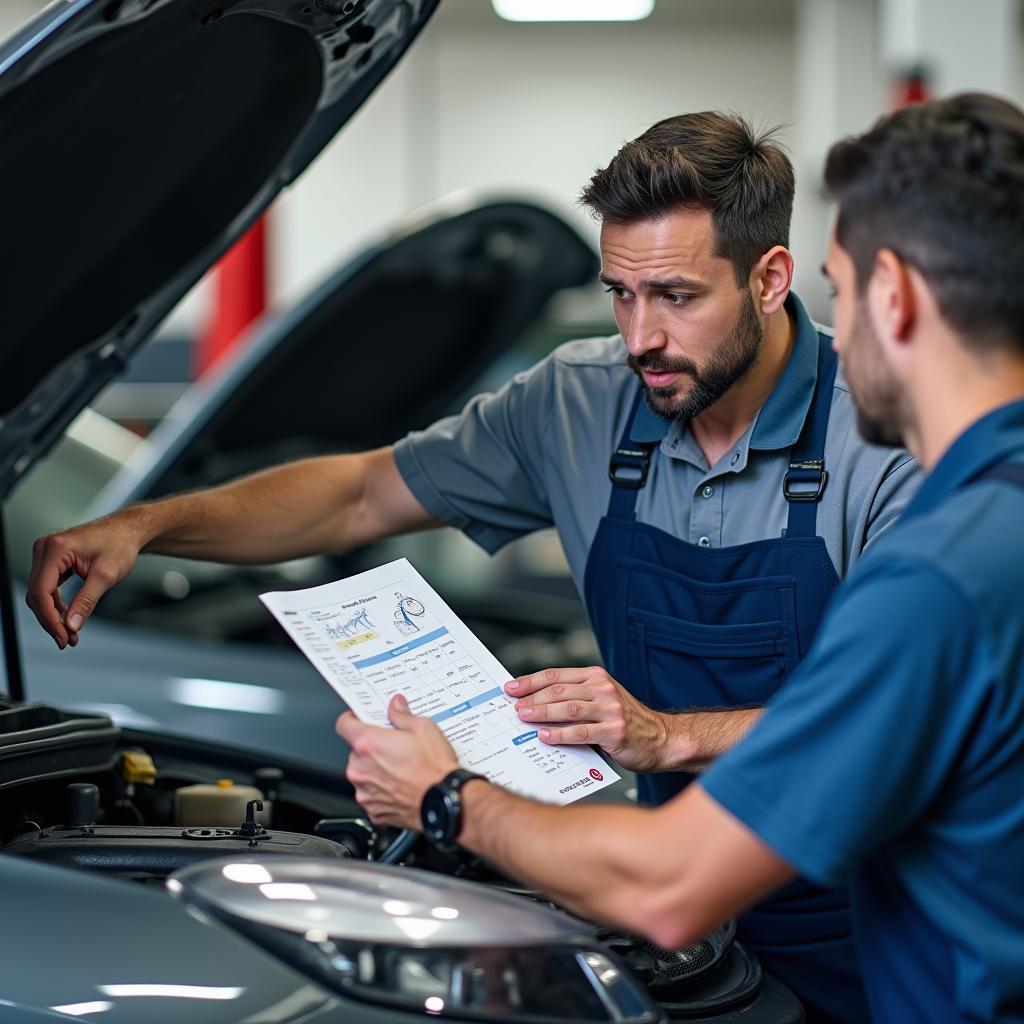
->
[624,301,666,358]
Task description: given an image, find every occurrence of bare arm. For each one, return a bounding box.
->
[459,780,792,949]
[506,668,761,773]
[28,447,439,648]
[338,695,793,951]
[135,447,435,562]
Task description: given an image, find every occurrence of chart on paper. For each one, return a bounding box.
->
[260,558,619,805]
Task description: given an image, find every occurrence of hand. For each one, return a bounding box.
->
[27,514,146,650]
[506,666,670,773]
[337,693,459,829]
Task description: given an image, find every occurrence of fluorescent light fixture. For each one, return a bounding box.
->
[50,1002,113,1016]
[99,986,242,1000]
[171,677,284,715]
[493,0,654,21]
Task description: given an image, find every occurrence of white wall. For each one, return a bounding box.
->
[5,0,1024,334]
[274,6,798,313]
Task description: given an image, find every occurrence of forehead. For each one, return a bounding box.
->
[599,209,727,279]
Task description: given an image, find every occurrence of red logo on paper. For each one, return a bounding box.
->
[589,769,604,781]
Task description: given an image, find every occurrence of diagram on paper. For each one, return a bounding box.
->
[260,558,619,805]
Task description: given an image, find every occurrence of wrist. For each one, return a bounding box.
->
[452,777,491,850]
[661,712,702,772]
[124,502,165,553]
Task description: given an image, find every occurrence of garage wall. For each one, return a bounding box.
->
[274,7,798,312]
[4,1,1024,337]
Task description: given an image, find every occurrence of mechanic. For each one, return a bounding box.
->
[27,112,918,1022]
[337,92,1024,1024]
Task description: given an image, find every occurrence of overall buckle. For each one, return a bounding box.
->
[609,446,652,489]
[784,459,828,502]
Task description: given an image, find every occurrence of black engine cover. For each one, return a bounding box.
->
[6,823,349,879]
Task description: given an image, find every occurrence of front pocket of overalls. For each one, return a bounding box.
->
[628,608,795,709]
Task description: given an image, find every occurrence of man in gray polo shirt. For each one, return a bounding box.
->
[27,112,916,1023]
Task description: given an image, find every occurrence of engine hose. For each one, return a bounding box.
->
[377,828,419,864]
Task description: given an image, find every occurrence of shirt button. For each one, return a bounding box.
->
[701,485,714,499]
[698,536,712,548]
[731,451,741,466]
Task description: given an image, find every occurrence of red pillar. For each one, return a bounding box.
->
[891,65,932,109]
[195,214,270,377]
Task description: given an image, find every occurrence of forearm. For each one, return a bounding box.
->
[128,448,435,564]
[660,708,762,772]
[462,782,696,942]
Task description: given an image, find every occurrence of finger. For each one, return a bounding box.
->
[518,698,598,723]
[537,724,595,746]
[64,561,121,634]
[505,667,593,697]
[335,711,363,742]
[26,546,72,648]
[518,683,594,711]
[387,692,416,729]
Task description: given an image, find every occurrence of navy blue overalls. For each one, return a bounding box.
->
[583,337,870,1024]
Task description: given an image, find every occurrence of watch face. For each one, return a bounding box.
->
[421,786,453,844]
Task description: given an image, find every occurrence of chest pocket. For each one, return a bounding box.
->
[622,558,800,710]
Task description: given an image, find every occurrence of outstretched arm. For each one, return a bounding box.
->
[28,446,439,648]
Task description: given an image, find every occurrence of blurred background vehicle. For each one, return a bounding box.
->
[7,195,610,770]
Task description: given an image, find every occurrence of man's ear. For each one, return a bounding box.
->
[752,246,794,315]
[867,249,916,350]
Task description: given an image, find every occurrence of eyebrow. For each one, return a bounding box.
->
[599,273,707,292]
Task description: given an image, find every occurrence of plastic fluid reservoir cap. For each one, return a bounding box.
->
[217,779,234,788]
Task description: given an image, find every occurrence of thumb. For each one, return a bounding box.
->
[64,565,116,633]
[387,692,415,728]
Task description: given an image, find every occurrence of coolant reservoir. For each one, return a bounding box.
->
[174,779,266,827]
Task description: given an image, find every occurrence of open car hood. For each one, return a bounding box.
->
[0,0,440,499]
[88,195,599,509]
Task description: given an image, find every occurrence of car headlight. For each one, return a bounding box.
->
[169,858,663,1024]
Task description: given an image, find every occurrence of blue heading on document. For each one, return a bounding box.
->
[430,686,506,725]
[353,627,449,668]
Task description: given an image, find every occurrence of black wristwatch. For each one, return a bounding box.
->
[421,768,485,849]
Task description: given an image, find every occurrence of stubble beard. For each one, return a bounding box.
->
[845,302,908,449]
[628,290,765,423]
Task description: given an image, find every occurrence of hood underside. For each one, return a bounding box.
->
[0,0,439,498]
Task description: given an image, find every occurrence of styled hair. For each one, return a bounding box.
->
[579,111,794,285]
[824,92,1024,353]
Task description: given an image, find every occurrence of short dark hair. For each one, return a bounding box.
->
[824,92,1024,353]
[579,112,794,285]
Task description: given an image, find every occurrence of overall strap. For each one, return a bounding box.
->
[784,338,839,538]
[606,388,660,521]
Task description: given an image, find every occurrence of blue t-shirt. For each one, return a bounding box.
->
[701,399,1024,1024]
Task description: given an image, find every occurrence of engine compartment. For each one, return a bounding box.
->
[0,702,805,1023]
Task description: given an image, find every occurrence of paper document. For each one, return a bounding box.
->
[260,558,619,804]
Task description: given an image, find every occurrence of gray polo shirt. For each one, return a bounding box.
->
[394,294,920,593]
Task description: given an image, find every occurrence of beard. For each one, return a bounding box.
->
[627,290,764,422]
[844,300,908,448]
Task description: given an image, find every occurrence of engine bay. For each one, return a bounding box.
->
[0,701,805,1022]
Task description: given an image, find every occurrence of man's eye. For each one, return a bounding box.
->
[664,293,693,307]
[604,285,629,300]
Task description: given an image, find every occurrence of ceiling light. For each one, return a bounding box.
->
[493,0,654,22]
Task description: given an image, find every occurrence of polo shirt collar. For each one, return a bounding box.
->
[626,291,823,452]
[902,398,1024,520]
[748,292,821,451]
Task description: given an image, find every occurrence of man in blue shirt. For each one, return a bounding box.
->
[339,92,1024,1022]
